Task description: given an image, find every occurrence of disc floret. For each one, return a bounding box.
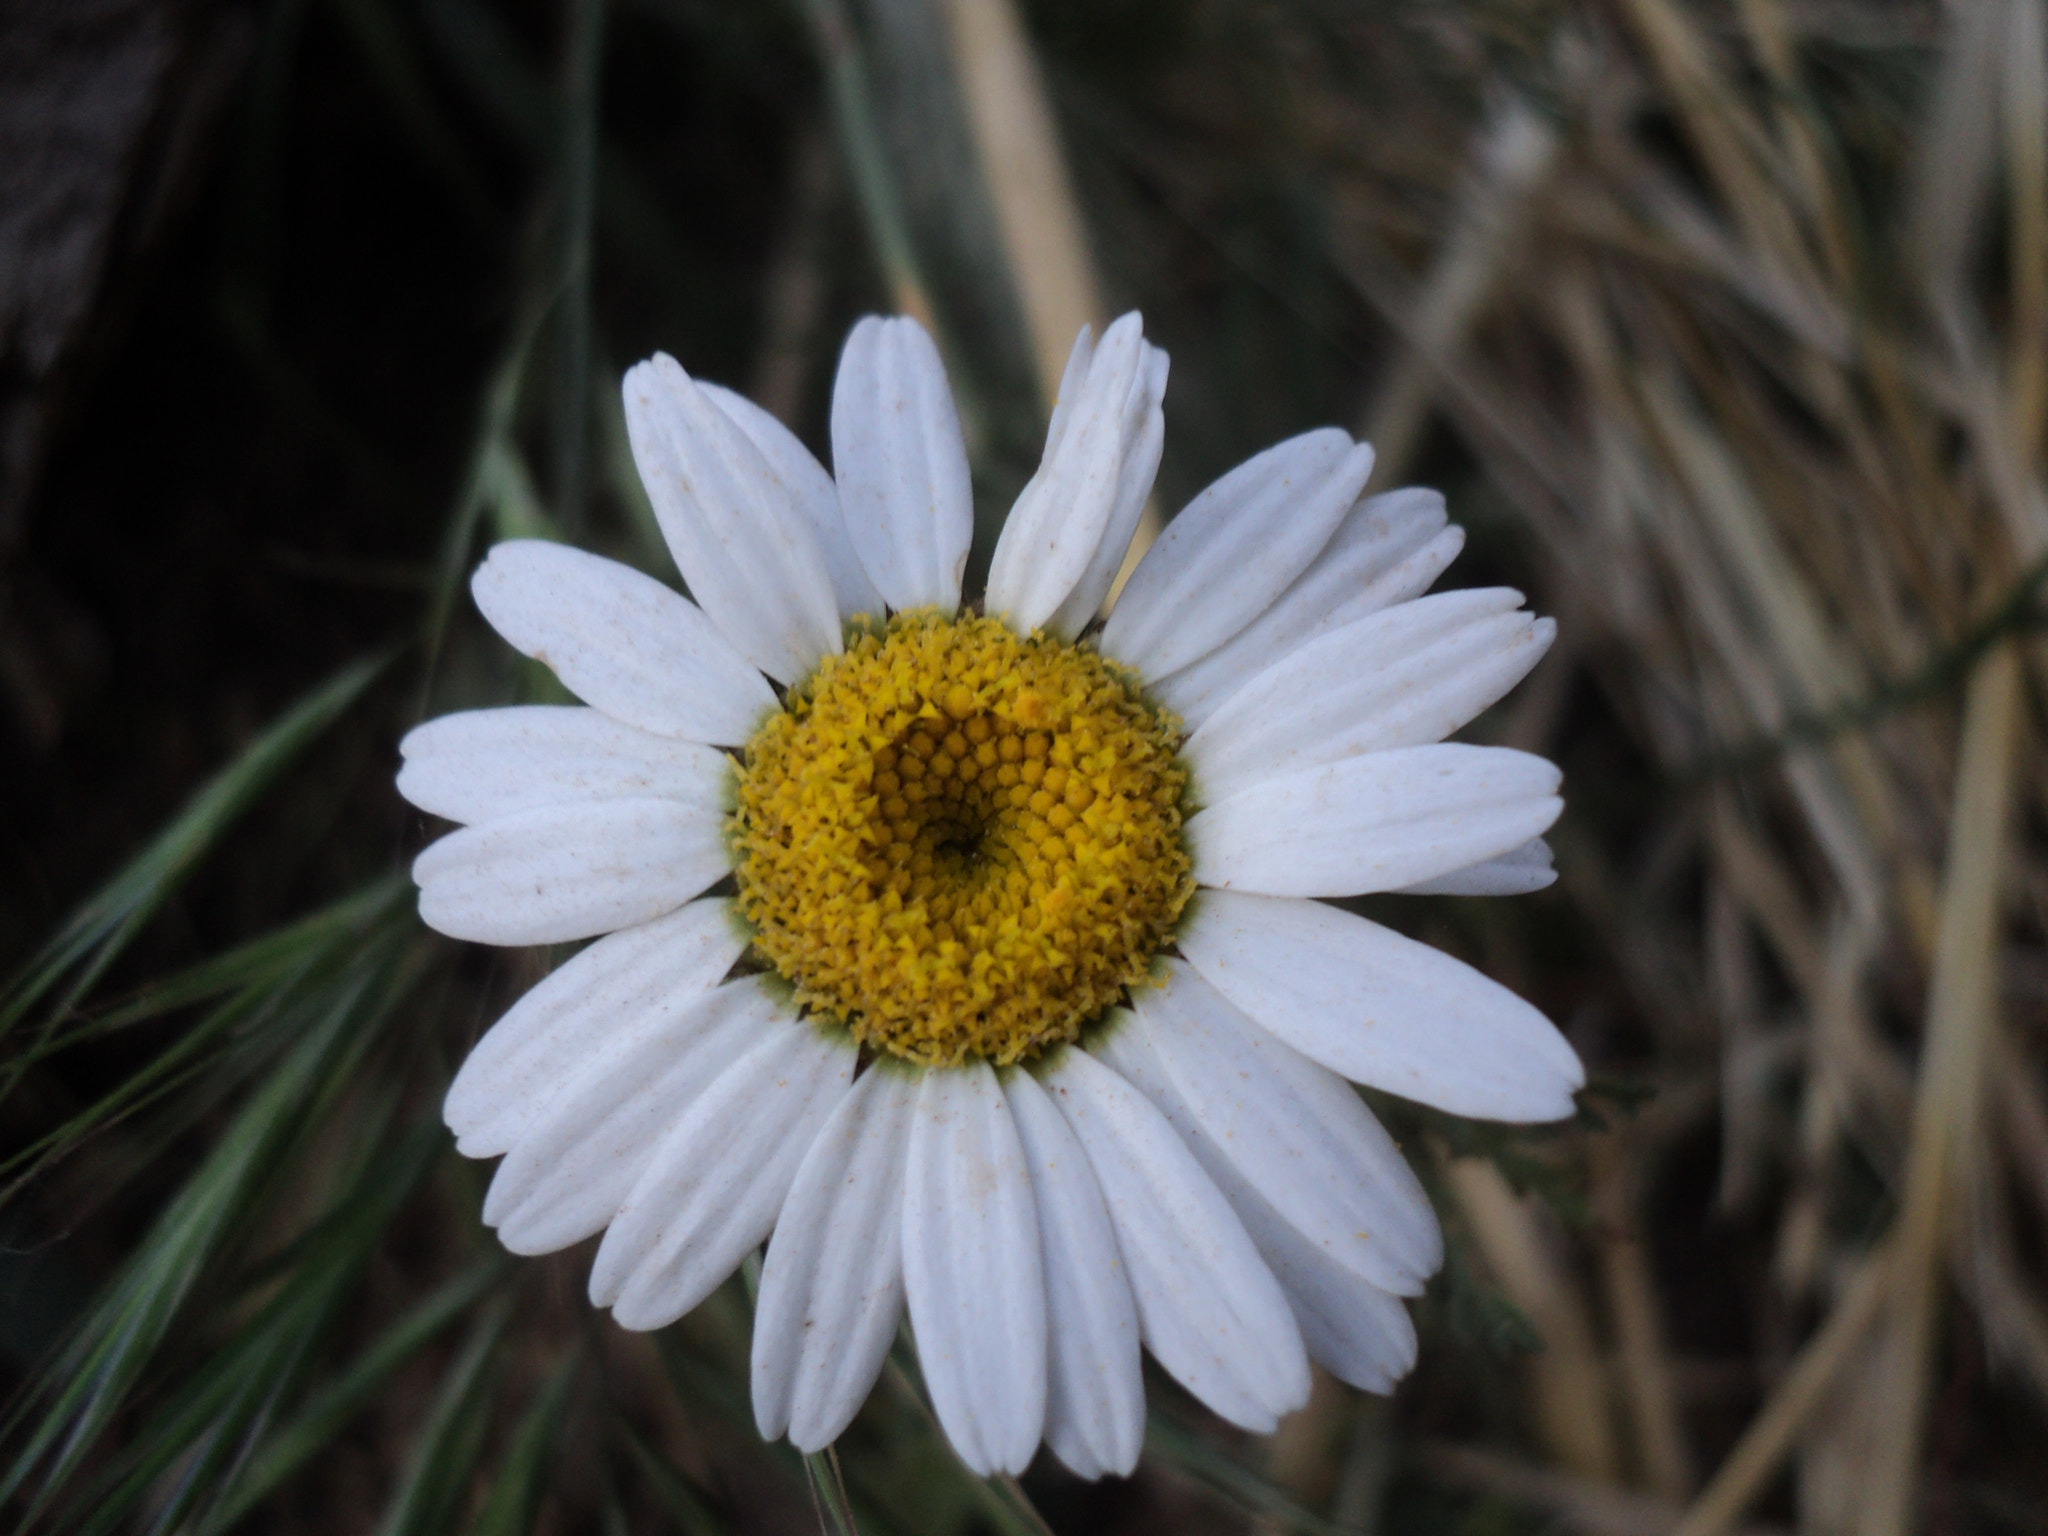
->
[731,610,1193,1066]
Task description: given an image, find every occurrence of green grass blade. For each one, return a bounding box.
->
[614,1420,730,1536]
[0,895,411,1198]
[197,1252,507,1532]
[0,890,420,1205]
[0,984,299,1198]
[59,1128,445,1536]
[70,878,411,1044]
[373,1300,514,1536]
[0,925,415,1518]
[798,0,930,322]
[465,1349,581,1536]
[0,653,389,1044]
[1145,1412,1365,1536]
[547,0,604,532]
[803,1450,863,1536]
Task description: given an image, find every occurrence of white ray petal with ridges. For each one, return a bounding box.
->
[1004,1069,1144,1479]
[398,706,729,826]
[1156,508,1463,729]
[1222,1175,1420,1393]
[1395,836,1556,896]
[1039,1045,1309,1431]
[1101,429,1374,679]
[1041,321,1095,452]
[1119,962,1440,1293]
[1179,890,1584,1121]
[1090,1011,1422,1391]
[754,1064,918,1451]
[1185,589,1554,801]
[623,354,842,682]
[469,540,773,745]
[902,1063,1048,1475]
[443,898,746,1158]
[482,977,786,1254]
[1188,744,1563,898]
[987,315,1168,636]
[829,317,974,614]
[1045,345,1169,638]
[700,382,887,623]
[591,1020,855,1328]
[412,798,729,946]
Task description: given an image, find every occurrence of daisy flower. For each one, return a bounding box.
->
[400,313,1582,1478]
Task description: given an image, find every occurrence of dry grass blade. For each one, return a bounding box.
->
[1318,0,2048,1518]
[2005,0,2048,454]
[1592,1142,1693,1499]
[937,0,1101,404]
[1417,1442,1788,1536]
[1360,94,1561,488]
[1855,643,2023,1536]
[1666,1253,1889,1536]
[932,0,1171,598]
[1443,1155,1619,1481]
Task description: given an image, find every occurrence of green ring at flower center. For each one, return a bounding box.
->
[729,610,1193,1067]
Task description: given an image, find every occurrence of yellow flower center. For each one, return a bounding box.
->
[730,610,1193,1067]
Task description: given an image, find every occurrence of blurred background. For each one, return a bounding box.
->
[3,0,2045,1531]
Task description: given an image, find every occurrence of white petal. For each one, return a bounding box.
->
[986,315,1168,636]
[1045,344,1170,639]
[1395,836,1556,896]
[829,317,974,614]
[412,798,729,946]
[1004,1071,1144,1480]
[592,1021,855,1327]
[901,1064,1047,1475]
[1189,744,1561,899]
[1041,323,1096,456]
[482,976,785,1254]
[1113,963,1439,1295]
[1178,890,1584,1121]
[1039,1045,1309,1431]
[1100,429,1374,679]
[623,355,842,682]
[753,1064,918,1450]
[1225,1184,1419,1394]
[397,706,729,826]
[1156,505,1462,730]
[443,898,745,1157]
[700,382,888,623]
[1185,590,1554,802]
[1091,1012,1422,1391]
[470,541,773,745]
